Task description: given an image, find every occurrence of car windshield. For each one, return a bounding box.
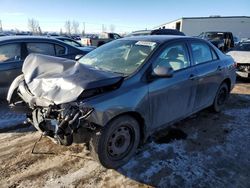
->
[78,40,157,75]
[233,42,250,51]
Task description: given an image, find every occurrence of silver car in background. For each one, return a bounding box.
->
[227,41,250,78]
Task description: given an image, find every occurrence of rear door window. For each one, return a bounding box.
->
[26,43,66,56]
[27,43,55,56]
[55,44,66,55]
[0,43,22,63]
[191,42,215,65]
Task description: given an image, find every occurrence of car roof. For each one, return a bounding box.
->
[0,35,63,43]
[119,35,196,44]
[54,36,72,40]
[128,29,185,36]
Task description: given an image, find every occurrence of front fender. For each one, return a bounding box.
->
[7,74,24,104]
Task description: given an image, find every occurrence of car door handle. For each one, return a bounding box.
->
[189,74,197,80]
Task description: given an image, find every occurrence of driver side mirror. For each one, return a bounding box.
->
[152,66,174,78]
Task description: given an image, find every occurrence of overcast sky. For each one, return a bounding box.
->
[0,0,249,33]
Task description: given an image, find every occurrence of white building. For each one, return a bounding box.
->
[154,16,250,38]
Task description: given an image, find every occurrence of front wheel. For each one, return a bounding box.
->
[89,115,140,169]
[211,83,229,112]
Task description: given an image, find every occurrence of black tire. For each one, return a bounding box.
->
[211,83,229,112]
[89,115,140,169]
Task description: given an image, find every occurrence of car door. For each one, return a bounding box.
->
[189,40,224,110]
[0,42,24,97]
[148,41,198,129]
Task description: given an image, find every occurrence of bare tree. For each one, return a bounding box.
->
[82,22,85,35]
[65,20,72,35]
[109,24,115,32]
[72,21,79,34]
[28,18,40,35]
[38,26,42,35]
[59,28,63,35]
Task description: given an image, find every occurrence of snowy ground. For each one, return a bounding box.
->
[0,81,249,187]
[0,100,26,131]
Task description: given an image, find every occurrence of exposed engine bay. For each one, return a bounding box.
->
[30,103,94,146]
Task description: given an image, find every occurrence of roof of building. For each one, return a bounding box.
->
[156,16,250,27]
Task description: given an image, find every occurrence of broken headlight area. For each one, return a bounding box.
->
[237,64,250,73]
[31,103,94,146]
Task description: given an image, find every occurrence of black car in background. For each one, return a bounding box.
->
[198,31,234,52]
[0,36,91,98]
[125,29,185,37]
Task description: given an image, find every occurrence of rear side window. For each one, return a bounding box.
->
[61,39,81,47]
[26,43,66,56]
[0,43,22,63]
[55,45,66,55]
[191,42,217,64]
[27,43,55,56]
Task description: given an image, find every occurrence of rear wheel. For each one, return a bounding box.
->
[211,83,229,112]
[89,115,140,169]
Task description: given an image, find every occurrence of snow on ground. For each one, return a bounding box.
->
[119,93,250,187]
[0,82,249,187]
[0,101,26,130]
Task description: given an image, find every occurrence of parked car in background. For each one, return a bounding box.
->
[125,29,185,37]
[198,31,234,52]
[54,36,96,52]
[81,32,121,47]
[8,35,236,168]
[0,36,91,98]
[0,33,8,37]
[227,41,250,78]
[70,34,81,41]
[233,36,240,46]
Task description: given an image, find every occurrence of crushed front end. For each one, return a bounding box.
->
[7,75,95,146]
[7,54,123,146]
[30,103,94,146]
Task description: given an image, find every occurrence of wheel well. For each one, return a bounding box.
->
[111,111,146,143]
[222,78,231,91]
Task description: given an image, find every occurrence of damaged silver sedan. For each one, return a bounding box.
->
[7,36,236,168]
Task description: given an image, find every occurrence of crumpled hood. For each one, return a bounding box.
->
[22,54,123,104]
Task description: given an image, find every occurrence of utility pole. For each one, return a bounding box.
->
[0,20,3,32]
[102,24,106,32]
[82,22,85,34]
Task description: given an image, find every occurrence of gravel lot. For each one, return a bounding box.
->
[0,80,249,188]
